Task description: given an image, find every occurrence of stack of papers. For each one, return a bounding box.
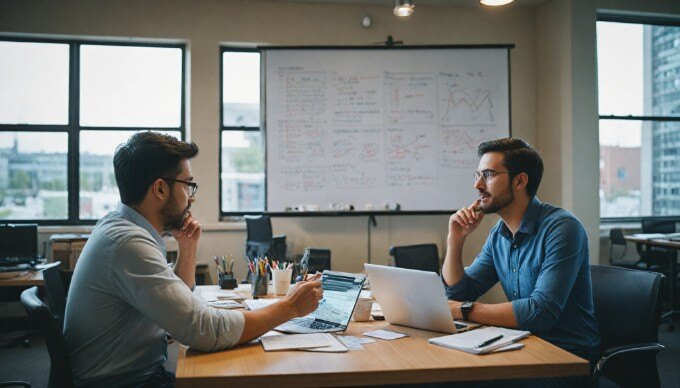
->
[244,299,280,310]
[207,300,243,309]
[260,333,347,352]
[632,233,669,240]
[428,326,530,355]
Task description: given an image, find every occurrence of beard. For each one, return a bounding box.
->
[161,193,191,230]
[478,183,515,214]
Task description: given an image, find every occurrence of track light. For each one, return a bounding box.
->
[394,0,415,17]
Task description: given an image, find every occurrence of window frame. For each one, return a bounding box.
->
[0,36,186,225]
[219,46,264,218]
[597,14,680,223]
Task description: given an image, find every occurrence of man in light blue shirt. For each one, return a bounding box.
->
[442,138,600,387]
[64,132,323,387]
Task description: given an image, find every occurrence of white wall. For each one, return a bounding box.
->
[3,0,678,303]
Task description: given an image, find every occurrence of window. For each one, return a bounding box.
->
[597,17,680,220]
[0,38,184,224]
[220,48,264,215]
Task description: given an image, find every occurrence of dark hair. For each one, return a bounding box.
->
[477,138,543,197]
[113,132,199,205]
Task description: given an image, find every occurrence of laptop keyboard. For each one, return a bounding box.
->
[292,318,337,331]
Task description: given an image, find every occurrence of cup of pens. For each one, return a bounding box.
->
[215,255,237,289]
[249,258,269,297]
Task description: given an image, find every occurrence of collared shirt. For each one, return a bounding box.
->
[64,203,245,387]
[445,197,600,359]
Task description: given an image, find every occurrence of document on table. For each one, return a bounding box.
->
[363,329,408,340]
[206,300,243,309]
[428,326,530,355]
[632,233,669,240]
[244,298,280,310]
[261,333,347,352]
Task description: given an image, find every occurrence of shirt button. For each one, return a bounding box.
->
[513,292,517,296]
[513,268,517,273]
[512,244,517,249]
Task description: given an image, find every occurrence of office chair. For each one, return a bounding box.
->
[389,244,440,274]
[590,265,665,388]
[244,215,287,261]
[20,287,74,388]
[300,248,331,274]
[636,220,676,273]
[42,263,67,328]
[608,229,639,269]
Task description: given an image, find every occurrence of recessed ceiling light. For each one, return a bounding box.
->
[480,0,514,6]
[394,0,415,17]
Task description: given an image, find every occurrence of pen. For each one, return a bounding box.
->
[302,269,309,281]
[477,335,503,348]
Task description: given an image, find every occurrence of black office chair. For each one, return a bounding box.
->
[20,287,74,388]
[42,263,67,328]
[608,229,639,269]
[244,215,287,261]
[389,244,440,274]
[300,248,331,274]
[636,220,676,273]
[590,265,665,388]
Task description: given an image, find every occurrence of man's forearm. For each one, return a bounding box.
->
[451,300,519,328]
[237,301,297,344]
[174,243,197,289]
[442,236,466,286]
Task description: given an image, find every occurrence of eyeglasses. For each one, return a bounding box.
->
[473,170,510,183]
[163,178,198,197]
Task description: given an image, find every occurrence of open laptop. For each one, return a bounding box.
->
[276,270,366,334]
[365,264,481,334]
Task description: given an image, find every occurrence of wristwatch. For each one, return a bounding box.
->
[460,301,474,321]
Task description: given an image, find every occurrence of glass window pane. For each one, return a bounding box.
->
[0,41,69,125]
[222,51,260,127]
[79,130,181,219]
[597,21,680,117]
[221,131,264,212]
[80,45,182,127]
[0,132,68,219]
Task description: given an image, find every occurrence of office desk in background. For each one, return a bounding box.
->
[624,235,680,326]
[176,286,588,387]
[0,270,44,287]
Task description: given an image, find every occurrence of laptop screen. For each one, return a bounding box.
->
[312,272,365,326]
[0,224,38,260]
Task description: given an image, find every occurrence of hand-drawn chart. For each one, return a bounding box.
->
[265,48,510,212]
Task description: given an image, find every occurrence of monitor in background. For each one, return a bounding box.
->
[0,223,38,265]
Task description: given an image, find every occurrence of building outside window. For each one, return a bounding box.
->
[0,39,184,224]
[220,48,265,215]
[597,18,680,220]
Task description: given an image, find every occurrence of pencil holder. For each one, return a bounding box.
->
[251,272,269,297]
[218,273,238,289]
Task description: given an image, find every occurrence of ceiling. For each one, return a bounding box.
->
[275,0,549,8]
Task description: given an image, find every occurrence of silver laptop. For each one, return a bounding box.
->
[365,264,480,334]
[276,271,366,334]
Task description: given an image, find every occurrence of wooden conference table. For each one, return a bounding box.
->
[0,270,44,287]
[176,285,588,387]
[624,235,680,326]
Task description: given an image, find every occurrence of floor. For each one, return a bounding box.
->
[0,326,678,387]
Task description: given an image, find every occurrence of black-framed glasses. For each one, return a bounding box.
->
[163,178,198,196]
[473,170,510,183]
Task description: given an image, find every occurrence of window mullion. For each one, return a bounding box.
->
[67,42,80,224]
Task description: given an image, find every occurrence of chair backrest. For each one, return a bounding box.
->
[590,265,664,387]
[300,248,331,274]
[42,264,67,327]
[641,219,676,234]
[389,244,440,274]
[608,228,627,263]
[20,287,74,388]
[244,215,273,243]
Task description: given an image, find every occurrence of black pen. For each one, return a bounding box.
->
[477,335,503,348]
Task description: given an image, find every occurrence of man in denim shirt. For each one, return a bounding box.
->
[443,138,600,387]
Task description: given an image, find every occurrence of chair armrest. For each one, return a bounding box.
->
[593,343,665,385]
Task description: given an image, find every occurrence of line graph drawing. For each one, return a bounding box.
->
[439,72,497,126]
[439,126,494,169]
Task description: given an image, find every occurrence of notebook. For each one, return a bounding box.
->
[428,326,530,354]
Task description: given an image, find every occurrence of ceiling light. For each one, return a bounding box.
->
[394,0,415,17]
[480,0,514,6]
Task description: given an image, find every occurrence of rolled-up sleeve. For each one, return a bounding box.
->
[444,238,499,301]
[512,217,586,334]
[111,235,245,352]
